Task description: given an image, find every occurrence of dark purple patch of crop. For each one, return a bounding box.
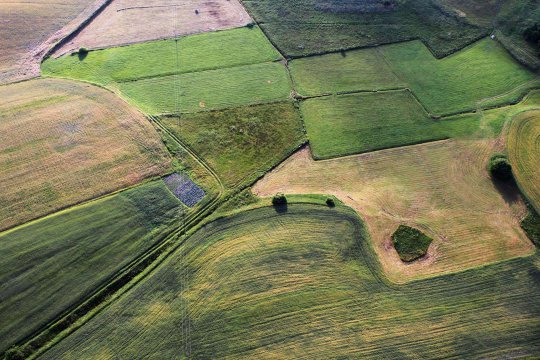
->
[163,172,205,208]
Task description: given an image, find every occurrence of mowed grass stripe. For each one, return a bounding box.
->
[0,181,183,353]
[118,62,292,114]
[42,26,282,85]
[39,205,540,359]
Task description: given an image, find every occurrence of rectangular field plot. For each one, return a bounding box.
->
[381,38,536,115]
[38,205,540,359]
[164,172,205,207]
[289,48,405,96]
[161,102,305,188]
[0,181,182,353]
[301,90,486,159]
[119,62,292,114]
[253,141,535,282]
[43,26,281,85]
[53,0,251,55]
[0,78,170,231]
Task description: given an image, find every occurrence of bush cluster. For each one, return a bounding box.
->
[272,193,287,206]
[488,153,513,181]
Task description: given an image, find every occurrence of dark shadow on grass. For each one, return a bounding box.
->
[273,204,288,213]
[77,51,88,61]
[492,177,520,205]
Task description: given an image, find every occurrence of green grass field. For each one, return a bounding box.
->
[0,181,183,353]
[38,204,540,359]
[242,0,485,57]
[42,26,281,85]
[160,102,305,188]
[301,90,500,159]
[289,48,405,96]
[118,62,292,114]
[381,38,536,115]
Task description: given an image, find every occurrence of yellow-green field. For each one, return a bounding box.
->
[0,78,170,231]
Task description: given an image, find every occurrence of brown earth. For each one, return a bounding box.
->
[253,140,534,282]
[53,0,252,56]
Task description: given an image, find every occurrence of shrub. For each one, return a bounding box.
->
[272,193,287,206]
[245,22,255,29]
[326,198,335,207]
[4,346,24,360]
[488,154,513,181]
[78,47,88,54]
[391,225,433,262]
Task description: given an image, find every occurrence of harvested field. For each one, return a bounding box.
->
[380,38,536,115]
[54,0,251,55]
[508,110,540,212]
[39,204,540,359]
[302,90,501,159]
[253,141,535,282]
[0,0,94,84]
[161,102,305,188]
[0,181,183,353]
[0,78,170,231]
[242,0,486,57]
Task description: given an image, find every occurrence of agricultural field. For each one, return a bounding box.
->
[254,141,535,282]
[38,204,540,359]
[0,78,170,231]
[53,0,252,56]
[242,0,486,57]
[0,0,93,84]
[160,102,305,188]
[507,110,540,212]
[0,181,183,353]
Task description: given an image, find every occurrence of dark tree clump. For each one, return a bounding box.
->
[272,193,287,207]
[488,154,513,181]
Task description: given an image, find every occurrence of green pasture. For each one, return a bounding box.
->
[381,38,536,115]
[301,90,501,159]
[0,181,183,353]
[160,102,305,188]
[39,204,540,359]
[42,26,281,85]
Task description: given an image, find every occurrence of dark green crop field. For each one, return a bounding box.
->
[242,0,485,57]
[0,181,183,353]
[38,204,540,359]
[161,102,305,188]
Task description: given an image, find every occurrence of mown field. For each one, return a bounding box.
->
[242,0,485,57]
[0,78,170,231]
[54,0,251,55]
[254,140,534,282]
[161,102,305,188]
[38,204,540,359]
[508,109,540,212]
[0,181,183,353]
[380,38,536,115]
[301,90,496,159]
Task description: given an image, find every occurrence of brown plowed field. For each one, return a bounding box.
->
[253,141,534,282]
[53,0,251,56]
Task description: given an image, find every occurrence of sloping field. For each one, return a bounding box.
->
[289,48,405,96]
[0,181,183,353]
[39,205,540,359]
[161,102,305,188]
[0,0,93,83]
[0,78,170,231]
[242,0,485,57]
[302,90,499,159]
[54,0,251,55]
[381,38,536,115]
[43,27,281,85]
[508,110,540,212]
[118,62,291,114]
[254,141,534,282]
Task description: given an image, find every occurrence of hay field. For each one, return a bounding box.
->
[161,102,305,188]
[302,90,495,159]
[54,0,251,55]
[381,38,536,115]
[39,205,540,359]
[254,141,534,282]
[0,0,92,83]
[508,110,540,212]
[0,78,170,231]
[242,0,485,57]
[0,181,183,353]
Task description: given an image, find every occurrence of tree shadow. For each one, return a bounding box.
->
[492,177,521,205]
[273,204,288,213]
[77,51,88,61]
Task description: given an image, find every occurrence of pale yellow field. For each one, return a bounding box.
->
[0,78,171,231]
[54,0,252,56]
[254,140,535,282]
